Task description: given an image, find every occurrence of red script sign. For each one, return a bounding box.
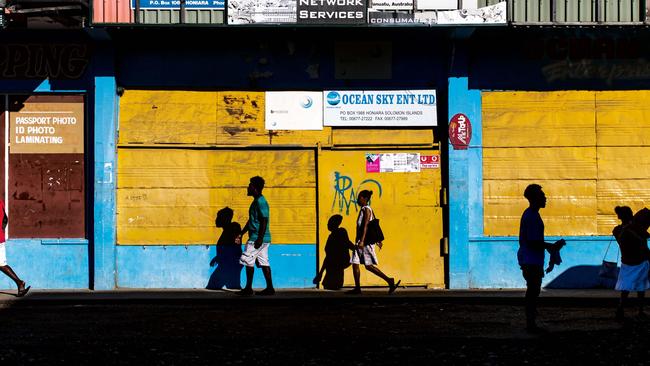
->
[449,113,472,150]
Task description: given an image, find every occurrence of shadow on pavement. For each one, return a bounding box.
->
[545,265,617,289]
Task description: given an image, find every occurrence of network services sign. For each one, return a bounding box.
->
[323,90,437,127]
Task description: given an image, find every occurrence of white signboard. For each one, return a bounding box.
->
[228,0,297,24]
[323,90,437,127]
[416,0,457,10]
[265,92,323,130]
[370,0,413,10]
[437,1,506,24]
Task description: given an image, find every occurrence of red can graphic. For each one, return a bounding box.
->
[449,113,472,150]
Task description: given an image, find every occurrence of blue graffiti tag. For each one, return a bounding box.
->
[332,171,382,215]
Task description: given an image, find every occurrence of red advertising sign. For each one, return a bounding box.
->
[420,155,440,169]
[449,113,472,150]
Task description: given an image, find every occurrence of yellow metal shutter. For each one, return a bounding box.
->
[117,149,316,245]
[483,90,650,237]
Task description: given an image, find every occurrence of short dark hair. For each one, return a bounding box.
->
[328,214,343,228]
[523,184,542,201]
[215,207,234,227]
[250,176,265,191]
[614,206,633,223]
[358,190,373,200]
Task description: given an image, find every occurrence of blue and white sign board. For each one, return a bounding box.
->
[265,92,323,130]
[131,0,225,10]
[323,90,437,127]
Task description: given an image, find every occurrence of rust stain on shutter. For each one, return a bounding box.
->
[8,154,85,238]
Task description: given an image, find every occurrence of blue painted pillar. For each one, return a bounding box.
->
[448,41,482,289]
[93,43,117,290]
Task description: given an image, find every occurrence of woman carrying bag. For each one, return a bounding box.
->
[346,190,400,295]
[613,207,650,320]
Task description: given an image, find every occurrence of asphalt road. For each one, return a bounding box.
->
[0,291,647,365]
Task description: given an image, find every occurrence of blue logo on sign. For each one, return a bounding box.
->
[327,91,341,106]
[300,96,313,109]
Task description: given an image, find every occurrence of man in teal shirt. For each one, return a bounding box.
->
[239,176,274,296]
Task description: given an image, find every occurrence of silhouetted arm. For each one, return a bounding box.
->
[528,239,564,252]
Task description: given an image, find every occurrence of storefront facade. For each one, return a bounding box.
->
[0,31,118,289]
[109,28,448,289]
[449,27,650,289]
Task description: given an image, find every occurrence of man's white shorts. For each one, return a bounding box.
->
[239,241,270,267]
[0,242,7,266]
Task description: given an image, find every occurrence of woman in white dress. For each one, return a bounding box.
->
[346,190,400,295]
[614,207,650,320]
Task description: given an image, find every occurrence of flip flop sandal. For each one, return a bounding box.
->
[17,285,31,298]
[388,280,401,294]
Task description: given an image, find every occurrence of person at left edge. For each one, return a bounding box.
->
[0,201,30,297]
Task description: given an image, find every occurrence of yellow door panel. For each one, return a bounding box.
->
[484,179,597,236]
[318,150,444,288]
[332,129,435,146]
[483,91,596,148]
[119,90,218,145]
[597,91,650,146]
[117,149,316,245]
[483,147,597,180]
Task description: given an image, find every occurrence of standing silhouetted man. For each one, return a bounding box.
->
[518,184,564,333]
[239,176,274,296]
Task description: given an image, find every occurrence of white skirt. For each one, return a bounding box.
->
[351,244,379,265]
[615,260,650,292]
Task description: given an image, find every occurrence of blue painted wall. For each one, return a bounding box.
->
[0,239,88,290]
[92,42,118,290]
[116,244,316,289]
[467,237,617,289]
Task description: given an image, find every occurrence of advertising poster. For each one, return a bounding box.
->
[297,0,366,24]
[419,155,440,169]
[323,90,437,127]
[228,0,297,24]
[132,0,225,9]
[366,153,380,173]
[265,92,323,130]
[10,97,84,154]
[365,153,420,173]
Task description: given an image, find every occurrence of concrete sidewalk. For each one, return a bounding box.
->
[0,287,622,306]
